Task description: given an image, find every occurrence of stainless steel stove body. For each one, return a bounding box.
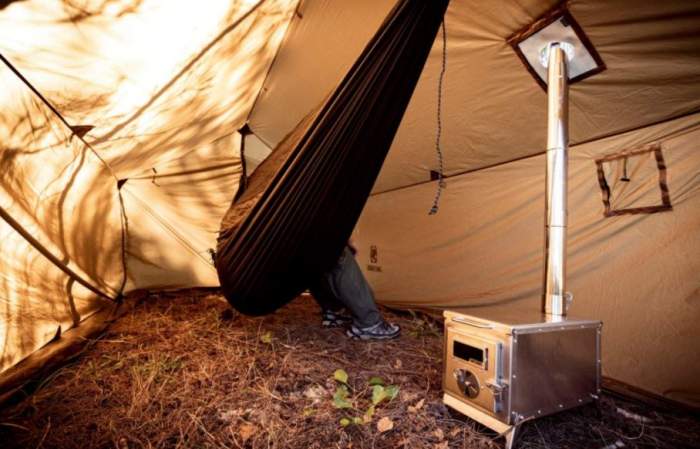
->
[443,308,601,444]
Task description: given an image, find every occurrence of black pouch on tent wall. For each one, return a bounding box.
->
[215,0,450,315]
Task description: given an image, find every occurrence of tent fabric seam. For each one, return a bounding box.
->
[122,188,216,270]
[369,108,700,198]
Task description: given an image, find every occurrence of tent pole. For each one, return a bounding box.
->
[542,43,571,317]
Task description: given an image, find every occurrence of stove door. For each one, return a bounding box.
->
[444,327,506,417]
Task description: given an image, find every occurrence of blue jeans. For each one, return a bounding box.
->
[310,246,381,328]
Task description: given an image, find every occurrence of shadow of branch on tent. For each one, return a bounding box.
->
[0,0,295,372]
[90,0,268,146]
[57,0,144,23]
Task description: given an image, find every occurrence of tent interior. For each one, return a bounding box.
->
[0,0,699,415]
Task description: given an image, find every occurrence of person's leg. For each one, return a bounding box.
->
[309,276,343,312]
[328,247,382,328]
[309,274,350,328]
[331,247,400,339]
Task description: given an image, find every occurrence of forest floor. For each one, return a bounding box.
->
[1,289,698,449]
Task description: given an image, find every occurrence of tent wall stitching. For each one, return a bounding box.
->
[370,107,700,199]
[123,188,217,268]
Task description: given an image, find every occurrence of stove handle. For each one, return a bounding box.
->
[451,317,493,329]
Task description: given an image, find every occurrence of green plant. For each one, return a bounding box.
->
[330,369,400,429]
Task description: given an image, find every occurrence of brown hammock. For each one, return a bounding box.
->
[215,0,450,315]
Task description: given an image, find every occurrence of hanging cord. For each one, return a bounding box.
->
[429,20,447,215]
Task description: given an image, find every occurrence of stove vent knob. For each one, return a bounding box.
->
[454,368,480,399]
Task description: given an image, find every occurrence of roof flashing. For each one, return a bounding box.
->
[508,9,605,90]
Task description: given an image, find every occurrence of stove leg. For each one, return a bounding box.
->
[593,396,603,421]
[504,424,519,449]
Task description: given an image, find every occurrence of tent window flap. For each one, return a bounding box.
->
[595,144,672,217]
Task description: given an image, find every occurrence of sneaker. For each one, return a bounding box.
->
[321,310,352,328]
[346,320,401,340]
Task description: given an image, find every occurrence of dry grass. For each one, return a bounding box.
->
[0,289,698,449]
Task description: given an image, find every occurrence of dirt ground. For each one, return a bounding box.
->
[1,289,698,449]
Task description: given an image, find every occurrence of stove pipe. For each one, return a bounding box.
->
[541,43,571,317]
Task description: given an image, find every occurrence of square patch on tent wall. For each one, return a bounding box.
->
[595,144,672,217]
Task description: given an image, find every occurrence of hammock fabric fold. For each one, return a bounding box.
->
[216,0,450,315]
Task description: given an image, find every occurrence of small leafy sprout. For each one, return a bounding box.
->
[371,385,386,405]
[332,369,400,428]
[368,376,384,386]
[333,385,352,409]
[363,405,375,423]
[408,314,440,338]
[333,369,349,385]
[371,384,400,405]
[385,385,400,400]
[332,369,353,409]
[260,331,272,344]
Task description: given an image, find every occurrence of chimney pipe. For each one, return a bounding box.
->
[541,43,572,317]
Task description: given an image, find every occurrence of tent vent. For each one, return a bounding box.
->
[507,8,605,89]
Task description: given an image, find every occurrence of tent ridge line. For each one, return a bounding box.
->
[0,53,118,181]
[0,53,71,128]
[129,160,242,181]
[371,107,700,198]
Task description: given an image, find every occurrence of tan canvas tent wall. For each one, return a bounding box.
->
[0,0,698,408]
[0,0,298,383]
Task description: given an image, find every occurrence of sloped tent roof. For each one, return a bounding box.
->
[0,0,698,407]
[0,0,298,385]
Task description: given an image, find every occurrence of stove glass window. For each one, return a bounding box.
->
[454,341,484,365]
